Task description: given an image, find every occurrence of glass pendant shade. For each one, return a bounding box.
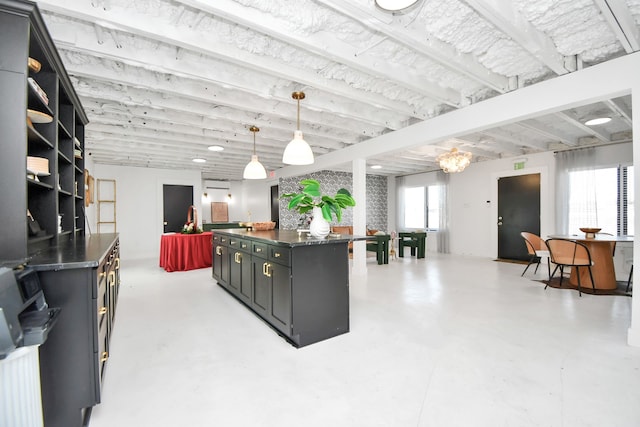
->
[283,91,314,165]
[243,155,267,179]
[243,125,267,180]
[437,148,472,173]
[283,130,314,165]
[375,0,421,12]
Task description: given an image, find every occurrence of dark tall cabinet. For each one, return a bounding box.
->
[0,0,88,263]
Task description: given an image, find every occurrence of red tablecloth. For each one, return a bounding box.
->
[159,232,213,272]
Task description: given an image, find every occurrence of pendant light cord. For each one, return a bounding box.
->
[297,98,300,130]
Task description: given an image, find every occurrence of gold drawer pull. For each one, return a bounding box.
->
[99,272,106,278]
[241,243,247,248]
[274,252,281,258]
[108,271,115,285]
[100,352,109,362]
[256,247,262,252]
[216,246,222,255]
[115,258,120,269]
[99,307,108,315]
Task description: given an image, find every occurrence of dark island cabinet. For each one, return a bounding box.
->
[212,230,349,347]
[228,236,252,304]
[30,234,120,427]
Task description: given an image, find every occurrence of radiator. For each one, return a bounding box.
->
[0,346,44,427]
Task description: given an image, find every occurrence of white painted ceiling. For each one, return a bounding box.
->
[37,0,638,180]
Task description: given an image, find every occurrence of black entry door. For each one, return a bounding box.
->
[270,185,279,228]
[163,185,193,233]
[497,174,540,261]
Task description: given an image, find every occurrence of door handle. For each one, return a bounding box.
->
[497,221,503,226]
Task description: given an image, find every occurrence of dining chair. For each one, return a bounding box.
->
[520,232,551,279]
[545,238,596,296]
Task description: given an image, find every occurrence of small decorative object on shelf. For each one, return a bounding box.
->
[281,178,356,238]
[182,205,203,234]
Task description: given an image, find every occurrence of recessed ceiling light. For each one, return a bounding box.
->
[192,158,206,163]
[375,0,421,12]
[371,165,382,169]
[585,117,611,126]
[208,145,224,151]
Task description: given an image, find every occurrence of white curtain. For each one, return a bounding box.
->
[555,148,597,234]
[436,171,450,253]
[396,176,406,231]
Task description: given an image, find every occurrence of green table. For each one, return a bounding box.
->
[398,231,426,258]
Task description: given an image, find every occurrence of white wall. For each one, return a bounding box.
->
[90,164,202,260]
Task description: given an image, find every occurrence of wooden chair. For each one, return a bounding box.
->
[545,238,595,296]
[520,232,551,279]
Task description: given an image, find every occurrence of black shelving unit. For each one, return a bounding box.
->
[0,0,88,263]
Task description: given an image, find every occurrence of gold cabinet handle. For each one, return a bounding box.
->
[237,252,242,263]
[99,307,108,315]
[100,352,109,362]
[216,246,222,255]
[115,258,120,270]
[99,271,106,278]
[274,252,281,258]
[108,271,115,286]
[256,247,262,253]
[262,262,267,276]
[265,263,272,278]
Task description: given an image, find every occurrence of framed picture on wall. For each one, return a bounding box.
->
[211,202,229,222]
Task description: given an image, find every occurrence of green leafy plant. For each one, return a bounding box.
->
[281,179,356,223]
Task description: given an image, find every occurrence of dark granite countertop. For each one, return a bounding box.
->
[28,233,119,271]
[213,229,368,247]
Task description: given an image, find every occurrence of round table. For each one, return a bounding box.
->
[159,232,213,272]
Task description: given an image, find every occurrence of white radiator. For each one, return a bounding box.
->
[0,346,44,427]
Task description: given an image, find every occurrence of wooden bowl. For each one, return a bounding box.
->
[579,227,601,238]
[579,227,601,234]
[252,221,276,231]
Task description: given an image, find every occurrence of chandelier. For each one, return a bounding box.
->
[437,148,472,173]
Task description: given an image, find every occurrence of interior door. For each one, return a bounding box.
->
[270,185,279,228]
[163,185,193,233]
[497,174,541,261]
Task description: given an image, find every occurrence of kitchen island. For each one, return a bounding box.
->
[212,229,352,347]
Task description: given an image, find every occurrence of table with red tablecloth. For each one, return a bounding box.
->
[159,232,213,272]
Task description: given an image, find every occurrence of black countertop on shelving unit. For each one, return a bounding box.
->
[28,233,119,270]
[213,229,368,247]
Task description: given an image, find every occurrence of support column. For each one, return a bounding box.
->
[628,83,640,347]
[351,158,367,276]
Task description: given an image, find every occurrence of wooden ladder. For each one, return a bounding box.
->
[97,179,117,233]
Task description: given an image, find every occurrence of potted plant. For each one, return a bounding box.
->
[281,179,356,238]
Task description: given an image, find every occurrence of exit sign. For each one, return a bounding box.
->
[514,161,525,170]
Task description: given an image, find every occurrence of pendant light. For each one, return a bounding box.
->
[243,125,267,179]
[282,91,314,165]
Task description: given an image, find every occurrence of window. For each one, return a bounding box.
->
[404,187,425,228]
[567,165,633,235]
[403,185,442,229]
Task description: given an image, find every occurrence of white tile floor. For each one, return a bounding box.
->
[89,254,640,427]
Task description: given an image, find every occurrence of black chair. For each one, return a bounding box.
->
[546,238,595,297]
[627,264,633,293]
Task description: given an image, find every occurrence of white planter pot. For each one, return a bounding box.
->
[309,206,330,238]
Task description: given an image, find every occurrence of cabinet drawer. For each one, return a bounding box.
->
[215,234,229,245]
[252,242,268,257]
[228,237,246,249]
[269,246,291,266]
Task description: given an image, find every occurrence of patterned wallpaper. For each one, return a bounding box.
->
[278,171,387,231]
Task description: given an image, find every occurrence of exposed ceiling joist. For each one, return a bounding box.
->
[593,0,640,53]
[464,0,572,75]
